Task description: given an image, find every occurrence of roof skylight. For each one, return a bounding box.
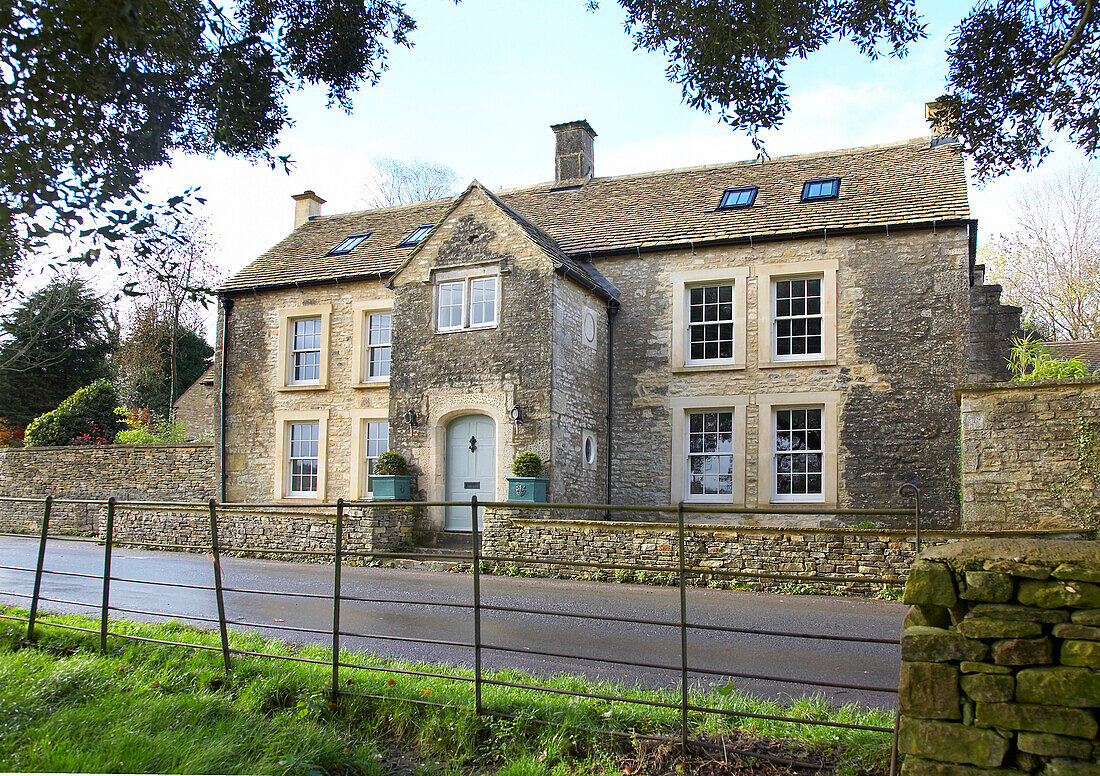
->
[399,224,435,246]
[718,187,758,209]
[801,178,840,201]
[327,233,370,255]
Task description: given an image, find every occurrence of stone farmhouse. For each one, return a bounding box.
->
[214,116,1019,533]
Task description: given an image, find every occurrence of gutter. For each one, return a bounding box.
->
[570,219,974,261]
[218,296,235,503]
[221,220,970,295]
[554,262,617,303]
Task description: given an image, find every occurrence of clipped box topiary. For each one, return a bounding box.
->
[507,451,548,503]
[371,451,413,501]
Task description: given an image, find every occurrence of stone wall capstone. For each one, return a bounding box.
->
[959,378,1100,531]
[0,444,216,534]
[898,538,1100,776]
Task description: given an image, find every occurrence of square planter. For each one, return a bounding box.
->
[371,475,413,501]
[507,477,548,503]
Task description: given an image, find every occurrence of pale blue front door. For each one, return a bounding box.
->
[444,415,496,531]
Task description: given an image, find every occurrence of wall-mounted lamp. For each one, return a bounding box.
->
[403,409,418,428]
[509,406,524,426]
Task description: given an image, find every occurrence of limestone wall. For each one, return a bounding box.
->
[0,444,215,534]
[898,538,1100,776]
[480,510,1088,594]
[960,379,1100,531]
[595,226,972,526]
[100,503,419,556]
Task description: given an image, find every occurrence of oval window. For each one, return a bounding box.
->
[584,435,596,465]
[583,311,597,343]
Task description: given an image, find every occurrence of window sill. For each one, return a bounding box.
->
[769,496,829,506]
[277,384,329,392]
[672,362,746,374]
[353,381,390,390]
[758,359,835,370]
[434,325,499,335]
[683,496,743,505]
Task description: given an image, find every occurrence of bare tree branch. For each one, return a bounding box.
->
[983,163,1100,340]
[360,157,459,209]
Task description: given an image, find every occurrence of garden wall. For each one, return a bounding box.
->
[959,378,1100,531]
[100,503,419,556]
[0,444,216,534]
[480,510,1091,593]
[898,537,1100,776]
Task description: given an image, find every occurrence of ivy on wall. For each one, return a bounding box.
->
[1050,413,1100,529]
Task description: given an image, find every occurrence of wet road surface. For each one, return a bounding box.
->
[0,535,903,708]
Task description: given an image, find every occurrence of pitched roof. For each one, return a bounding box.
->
[1043,340,1100,370]
[220,137,969,292]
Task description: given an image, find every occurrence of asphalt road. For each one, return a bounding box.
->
[0,535,904,708]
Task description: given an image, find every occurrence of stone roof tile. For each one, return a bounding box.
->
[221,137,968,292]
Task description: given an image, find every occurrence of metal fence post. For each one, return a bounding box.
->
[471,495,483,715]
[677,500,689,751]
[208,499,232,673]
[100,497,115,654]
[331,498,343,702]
[26,495,51,641]
[900,483,922,555]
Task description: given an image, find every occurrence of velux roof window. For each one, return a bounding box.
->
[327,233,370,255]
[399,224,435,246]
[718,187,758,209]
[801,178,840,201]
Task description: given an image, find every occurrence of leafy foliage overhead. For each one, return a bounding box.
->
[612,0,925,155]
[606,0,1098,180]
[4,0,1099,287]
[1,0,415,281]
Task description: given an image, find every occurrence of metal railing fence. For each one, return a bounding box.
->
[0,491,919,766]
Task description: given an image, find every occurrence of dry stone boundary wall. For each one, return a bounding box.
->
[102,503,419,557]
[0,444,216,534]
[481,511,1090,594]
[898,538,1100,776]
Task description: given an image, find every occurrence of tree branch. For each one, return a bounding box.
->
[1051,0,1096,68]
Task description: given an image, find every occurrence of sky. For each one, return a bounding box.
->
[128,0,1091,335]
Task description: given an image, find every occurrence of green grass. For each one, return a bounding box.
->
[0,606,893,775]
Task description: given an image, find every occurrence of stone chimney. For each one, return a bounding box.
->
[924,100,958,147]
[292,190,325,230]
[551,120,596,183]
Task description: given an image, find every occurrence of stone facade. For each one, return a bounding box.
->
[898,538,1100,776]
[968,266,1023,384]
[219,278,392,506]
[480,508,1089,594]
[0,444,215,534]
[219,218,989,527]
[173,367,215,441]
[597,228,973,526]
[213,130,1023,532]
[959,378,1100,531]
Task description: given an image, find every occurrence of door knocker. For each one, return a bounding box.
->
[469,436,477,452]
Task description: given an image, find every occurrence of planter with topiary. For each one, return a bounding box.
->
[371,451,413,501]
[507,451,548,503]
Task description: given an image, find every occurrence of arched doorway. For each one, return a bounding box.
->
[444,414,496,530]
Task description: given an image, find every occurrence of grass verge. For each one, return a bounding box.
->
[0,605,893,775]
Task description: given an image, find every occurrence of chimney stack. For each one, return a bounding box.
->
[924,100,958,147]
[292,190,325,230]
[551,120,596,183]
